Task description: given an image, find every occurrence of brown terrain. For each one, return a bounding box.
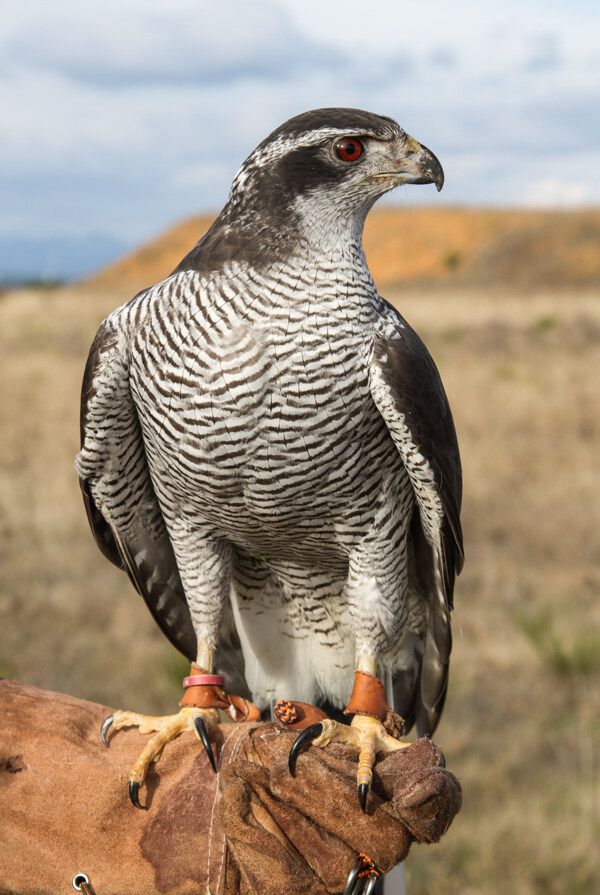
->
[1,207,599,894]
[89,207,600,293]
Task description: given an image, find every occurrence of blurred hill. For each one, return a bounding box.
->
[87,207,600,294]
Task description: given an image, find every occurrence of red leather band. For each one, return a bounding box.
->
[183,674,225,688]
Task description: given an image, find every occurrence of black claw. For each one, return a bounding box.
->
[344,858,380,895]
[100,713,114,747]
[344,857,381,894]
[194,716,217,773]
[129,780,147,810]
[288,722,324,777]
[343,861,360,895]
[358,782,369,813]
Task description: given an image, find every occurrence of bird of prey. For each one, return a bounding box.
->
[76,108,463,812]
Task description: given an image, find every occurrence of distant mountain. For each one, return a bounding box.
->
[87,208,600,294]
[0,233,132,285]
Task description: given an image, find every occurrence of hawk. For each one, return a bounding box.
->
[76,108,463,811]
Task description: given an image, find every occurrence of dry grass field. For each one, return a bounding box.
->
[1,209,599,893]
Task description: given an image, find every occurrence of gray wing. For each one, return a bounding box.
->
[76,315,197,663]
[369,302,464,737]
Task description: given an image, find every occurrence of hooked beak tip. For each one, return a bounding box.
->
[412,137,444,191]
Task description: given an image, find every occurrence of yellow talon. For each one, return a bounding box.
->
[308,713,409,812]
[102,706,220,806]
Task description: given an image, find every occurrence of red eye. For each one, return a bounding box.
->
[334,138,363,162]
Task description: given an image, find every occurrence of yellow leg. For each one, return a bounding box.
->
[101,640,221,808]
[356,656,377,675]
[196,642,214,673]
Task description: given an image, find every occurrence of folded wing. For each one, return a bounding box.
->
[369,302,464,736]
[76,316,197,662]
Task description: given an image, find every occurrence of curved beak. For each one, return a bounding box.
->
[377,134,444,192]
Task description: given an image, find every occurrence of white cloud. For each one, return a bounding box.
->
[518,179,593,208]
[4,0,340,86]
[0,0,598,253]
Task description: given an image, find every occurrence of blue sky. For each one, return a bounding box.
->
[1,0,599,279]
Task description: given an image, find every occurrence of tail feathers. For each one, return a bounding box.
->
[415,606,451,737]
[390,605,450,740]
[390,632,424,734]
[111,524,197,663]
[411,496,455,732]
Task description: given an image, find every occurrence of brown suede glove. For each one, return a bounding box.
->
[0,680,461,895]
[215,724,461,894]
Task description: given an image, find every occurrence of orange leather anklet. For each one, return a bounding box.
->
[273,699,329,730]
[344,670,390,722]
[179,663,260,722]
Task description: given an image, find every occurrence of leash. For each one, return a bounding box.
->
[72,873,94,895]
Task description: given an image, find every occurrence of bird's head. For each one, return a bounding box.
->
[224,108,444,244]
[190,108,444,270]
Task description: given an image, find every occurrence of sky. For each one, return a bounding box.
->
[1,0,599,280]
